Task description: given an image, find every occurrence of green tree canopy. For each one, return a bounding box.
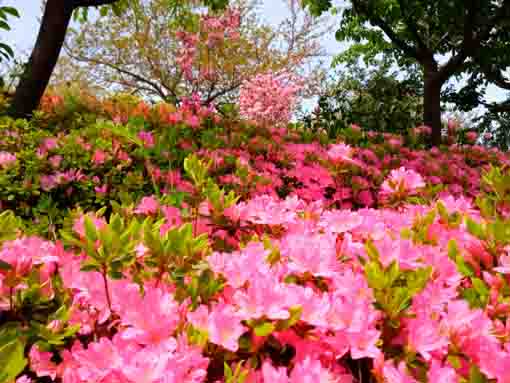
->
[303,60,423,138]
[302,0,510,146]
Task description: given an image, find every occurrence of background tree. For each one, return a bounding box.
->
[302,0,510,145]
[0,5,20,88]
[302,60,423,138]
[52,0,329,105]
[8,0,229,119]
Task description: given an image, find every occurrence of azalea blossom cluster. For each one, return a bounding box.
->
[2,88,510,382]
[153,94,218,128]
[239,70,302,125]
[3,184,510,382]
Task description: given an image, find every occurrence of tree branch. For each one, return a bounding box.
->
[396,0,433,61]
[73,0,118,8]
[483,99,510,113]
[436,0,477,84]
[205,82,242,104]
[352,0,421,61]
[482,68,510,90]
[65,49,168,99]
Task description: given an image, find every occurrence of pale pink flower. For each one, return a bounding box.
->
[327,143,354,163]
[116,283,180,345]
[427,360,459,383]
[290,357,341,383]
[49,154,63,168]
[381,167,425,196]
[94,184,108,195]
[382,360,418,383]
[262,361,290,383]
[207,303,246,352]
[494,252,510,274]
[239,70,302,125]
[0,151,16,167]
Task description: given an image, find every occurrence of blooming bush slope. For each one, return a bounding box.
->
[1,93,510,382]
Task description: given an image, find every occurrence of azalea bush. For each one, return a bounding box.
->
[1,88,510,382]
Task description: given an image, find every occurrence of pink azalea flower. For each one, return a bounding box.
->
[494,252,510,274]
[29,345,58,379]
[406,315,448,360]
[381,167,426,196]
[382,360,418,383]
[138,131,155,148]
[116,283,180,345]
[134,195,160,215]
[91,149,107,165]
[48,154,63,168]
[0,151,16,167]
[466,131,478,143]
[427,360,459,383]
[327,143,354,163]
[262,360,290,383]
[72,213,107,239]
[290,357,341,383]
[207,303,246,352]
[94,184,108,195]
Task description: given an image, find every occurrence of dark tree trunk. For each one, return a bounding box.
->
[423,67,443,147]
[9,0,74,119]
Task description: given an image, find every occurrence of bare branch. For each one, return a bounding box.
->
[65,49,168,99]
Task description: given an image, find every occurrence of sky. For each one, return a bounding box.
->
[1,1,507,104]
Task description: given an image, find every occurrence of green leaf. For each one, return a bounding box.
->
[456,255,474,277]
[471,278,489,296]
[80,261,101,272]
[447,355,462,369]
[0,20,10,31]
[0,339,27,383]
[0,260,12,272]
[466,218,485,240]
[364,261,385,290]
[365,240,380,262]
[469,365,488,383]
[0,7,20,18]
[83,216,98,242]
[253,321,275,337]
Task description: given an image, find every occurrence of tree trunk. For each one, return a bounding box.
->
[423,68,443,147]
[9,0,74,119]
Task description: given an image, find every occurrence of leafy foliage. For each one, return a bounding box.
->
[302,62,423,137]
[302,0,510,144]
